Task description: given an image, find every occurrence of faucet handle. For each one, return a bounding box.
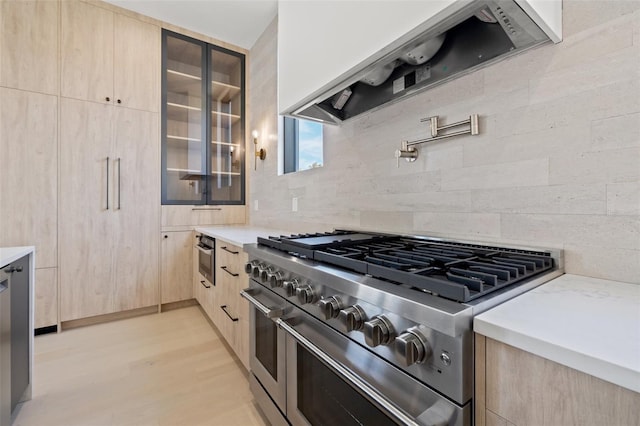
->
[395,141,418,168]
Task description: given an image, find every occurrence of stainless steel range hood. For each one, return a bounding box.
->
[289,1,552,125]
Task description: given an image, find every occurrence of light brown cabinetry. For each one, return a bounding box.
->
[215,241,249,369]
[34,268,57,329]
[61,0,159,112]
[161,231,194,304]
[193,238,249,369]
[59,98,159,321]
[0,88,58,328]
[475,335,640,426]
[0,0,58,94]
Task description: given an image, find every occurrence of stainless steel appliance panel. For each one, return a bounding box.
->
[0,270,10,426]
[242,280,288,414]
[196,235,215,284]
[8,257,29,410]
[281,306,470,426]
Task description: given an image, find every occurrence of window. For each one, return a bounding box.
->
[283,117,323,174]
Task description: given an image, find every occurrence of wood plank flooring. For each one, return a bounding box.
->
[12,306,267,426]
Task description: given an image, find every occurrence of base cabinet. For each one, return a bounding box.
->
[161,231,194,304]
[475,335,640,426]
[193,239,249,370]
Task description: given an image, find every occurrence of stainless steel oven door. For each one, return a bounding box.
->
[196,238,214,284]
[279,307,470,426]
[241,281,288,414]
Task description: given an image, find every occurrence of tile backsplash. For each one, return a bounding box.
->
[249,1,640,284]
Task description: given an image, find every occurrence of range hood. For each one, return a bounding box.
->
[287,1,554,125]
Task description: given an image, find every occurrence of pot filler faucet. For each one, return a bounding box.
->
[395,113,479,167]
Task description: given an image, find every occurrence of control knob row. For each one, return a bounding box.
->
[245,261,286,288]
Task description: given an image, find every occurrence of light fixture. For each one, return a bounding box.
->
[252,130,266,170]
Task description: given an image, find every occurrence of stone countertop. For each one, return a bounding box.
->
[474,274,640,393]
[0,246,35,268]
[195,225,292,248]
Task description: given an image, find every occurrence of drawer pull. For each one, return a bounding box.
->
[221,305,239,322]
[221,246,239,255]
[200,280,211,289]
[221,266,239,277]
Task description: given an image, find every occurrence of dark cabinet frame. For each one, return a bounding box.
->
[161,29,246,205]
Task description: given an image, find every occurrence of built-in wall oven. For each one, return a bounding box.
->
[196,234,215,284]
[241,231,562,426]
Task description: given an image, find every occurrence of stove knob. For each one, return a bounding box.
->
[363,315,394,347]
[318,296,342,320]
[395,327,432,366]
[253,263,267,279]
[338,305,366,332]
[283,278,300,297]
[268,271,285,288]
[260,266,275,283]
[244,260,259,275]
[296,284,315,304]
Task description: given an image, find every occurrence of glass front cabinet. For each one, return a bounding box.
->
[162,30,245,205]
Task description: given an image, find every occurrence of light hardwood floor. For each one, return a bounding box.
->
[12,307,267,426]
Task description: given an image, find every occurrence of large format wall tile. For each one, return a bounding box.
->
[248,3,640,284]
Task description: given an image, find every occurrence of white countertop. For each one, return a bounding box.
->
[474,274,640,393]
[195,225,292,248]
[0,246,35,268]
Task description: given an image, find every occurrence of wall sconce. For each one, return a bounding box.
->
[252,130,266,170]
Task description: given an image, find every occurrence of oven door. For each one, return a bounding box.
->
[196,242,214,283]
[279,307,470,426]
[241,281,288,415]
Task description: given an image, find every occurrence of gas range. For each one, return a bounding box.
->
[243,230,562,425]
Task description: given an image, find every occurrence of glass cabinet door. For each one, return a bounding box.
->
[208,46,245,204]
[162,30,245,205]
[162,31,207,204]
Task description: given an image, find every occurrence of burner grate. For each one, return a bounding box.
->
[258,232,555,303]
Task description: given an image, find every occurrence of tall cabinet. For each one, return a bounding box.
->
[0,0,59,330]
[59,1,160,322]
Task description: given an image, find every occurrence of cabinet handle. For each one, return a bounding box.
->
[117,157,121,210]
[117,99,122,104]
[105,96,110,102]
[191,208,222,211]
[221,305,239,322]
[200,280,211,289]
[106,157,110,210]
[3,266,23,273]
[221,246,239,255]
[220,266,239,277]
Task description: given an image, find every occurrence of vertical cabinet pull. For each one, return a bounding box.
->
[117,157,121,210]
[106,156,110,210]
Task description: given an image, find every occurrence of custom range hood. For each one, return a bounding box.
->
[283,0,560,124]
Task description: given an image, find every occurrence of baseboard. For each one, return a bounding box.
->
[160,298,198,312]
[61,305,159,331]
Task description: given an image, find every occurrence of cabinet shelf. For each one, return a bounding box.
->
[211,81,241,102]
[211,171,241,176]
[211,110,241,124]
[166,70,239,102]
[211,140,240,147]
[167,135,201,142]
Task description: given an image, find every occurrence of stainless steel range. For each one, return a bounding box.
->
[241,230,562,426]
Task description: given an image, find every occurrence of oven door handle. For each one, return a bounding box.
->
[277,318,420,426]
[240,288,284,319]
[195,244,213,255]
